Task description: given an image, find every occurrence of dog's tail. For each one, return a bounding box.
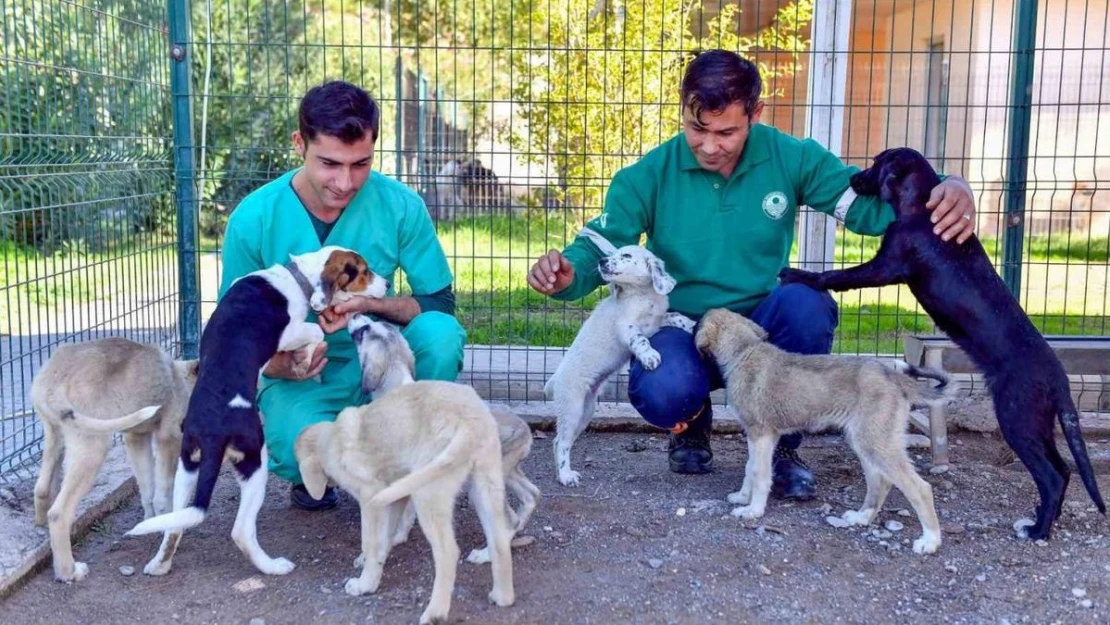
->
[368,427,476,508]
[1056,394,1106,514]
[886,360,959,406]
[125,437,225,536]
[59,404,161,433]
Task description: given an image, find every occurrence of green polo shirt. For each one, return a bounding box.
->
[553,124,898,317]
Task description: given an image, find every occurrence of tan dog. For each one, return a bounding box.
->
[349,314,540,562]
[30,337,198,582]
[294,380,515,625]
[695,308,956,555]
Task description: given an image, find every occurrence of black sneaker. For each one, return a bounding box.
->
[290,484,339,511]
[770,445,816,501]
[668,402,713,474]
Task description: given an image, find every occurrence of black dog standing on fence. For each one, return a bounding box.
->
[778,147,1105,541]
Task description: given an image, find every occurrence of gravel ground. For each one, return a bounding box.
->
[4,430,1110,625]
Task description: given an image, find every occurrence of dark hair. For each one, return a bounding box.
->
[298,80,380,144]
[680,49,763,122]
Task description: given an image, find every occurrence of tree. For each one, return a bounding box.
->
[505,0,814,218]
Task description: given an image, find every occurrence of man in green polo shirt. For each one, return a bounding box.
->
[219,80,466,511]
[527,50,976,499]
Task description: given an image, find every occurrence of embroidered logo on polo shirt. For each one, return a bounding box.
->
[762,191,789,220]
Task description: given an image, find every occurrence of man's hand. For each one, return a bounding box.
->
[527,249,575,295]
[926,177,977,244]
[263,342,327,381]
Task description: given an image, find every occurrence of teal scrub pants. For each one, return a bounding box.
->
[258,311,466,484]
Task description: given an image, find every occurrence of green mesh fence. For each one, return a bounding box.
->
[2,0,1108,482]
[1,0,178,483]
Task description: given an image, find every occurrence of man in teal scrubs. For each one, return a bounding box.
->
[528,50,976,499]
[219,80,466,510]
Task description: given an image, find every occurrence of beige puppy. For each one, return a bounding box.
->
[695,308,955,555]
[294,380,515,625]
[30,337,198,582]
[349,314,540,561]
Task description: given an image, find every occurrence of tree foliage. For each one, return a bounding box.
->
[505,0,814,215]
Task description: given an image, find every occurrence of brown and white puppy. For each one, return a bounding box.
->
[295,381,515,625]
[125,246,388,578]
[348,314,540,562]
[695,307,957,555]
[30,337,198,582]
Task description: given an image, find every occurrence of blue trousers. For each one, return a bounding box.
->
[627,283,838,449]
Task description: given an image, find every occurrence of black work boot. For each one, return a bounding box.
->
[668,401,713,474]
[770,443,816,500]
[291,483,339,511]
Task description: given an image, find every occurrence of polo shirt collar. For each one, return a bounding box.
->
[677,123,771,179]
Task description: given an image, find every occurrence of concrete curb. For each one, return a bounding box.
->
[0,447,138,600]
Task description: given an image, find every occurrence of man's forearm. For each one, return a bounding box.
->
[365,295,422,325]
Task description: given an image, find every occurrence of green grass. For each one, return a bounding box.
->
[433,215,1110,354]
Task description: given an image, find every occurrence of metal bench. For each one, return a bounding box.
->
[902,334,1110,467]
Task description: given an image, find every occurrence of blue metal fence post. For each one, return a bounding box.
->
[168,0,200,358]
[1002,0,1039,299]
[395,55,404,180]
[416,71,428,192]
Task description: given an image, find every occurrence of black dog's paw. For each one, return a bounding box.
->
[778,267,821,288]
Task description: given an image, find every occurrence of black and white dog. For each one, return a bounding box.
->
[779,148,1105,540]
[126,245,389,576]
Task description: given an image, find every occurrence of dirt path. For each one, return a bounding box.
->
[5,431,1110,624]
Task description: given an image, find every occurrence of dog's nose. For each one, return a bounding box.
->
[383,279,391,290]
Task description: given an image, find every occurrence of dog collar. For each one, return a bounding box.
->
[284,261,316,303]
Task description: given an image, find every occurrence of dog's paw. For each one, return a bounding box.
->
[639,348,662,370]
[56,561,89,583]
[841,509,875,527]
[345,575,380,597]
[1013,518,1036,539]
[142,557,173,577]
[730,504,765,521]
[467,547,491,565]
[557,468,581,487]
[488,587,515,608]
[663,312,696,333]
[912,533,942,555]
[726,489,751,505]
[778,267,820,287]
[309,292,328,313]
[420,605,451,625]
[258,556,295,576]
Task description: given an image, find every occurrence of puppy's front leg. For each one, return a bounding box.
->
[620,323,661,370]
[779,253,908,292]
[730,433,777,520]
[277,321,326,354]
[662,312,696,334]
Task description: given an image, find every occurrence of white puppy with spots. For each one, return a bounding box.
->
[544,239,690,486]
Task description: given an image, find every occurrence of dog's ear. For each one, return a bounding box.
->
[294,425,330,499]
[178,359,200,379]
[319,252,360,307]
[649,257,676,295]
